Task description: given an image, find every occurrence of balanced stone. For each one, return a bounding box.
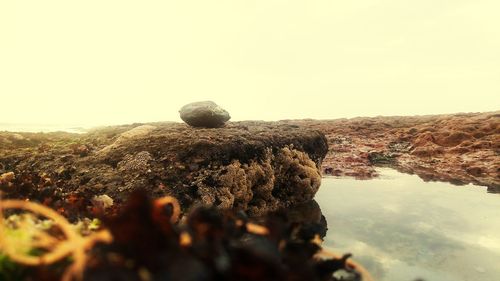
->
[179,101,231,128]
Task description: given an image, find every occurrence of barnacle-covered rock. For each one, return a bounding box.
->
[193,147,321,216]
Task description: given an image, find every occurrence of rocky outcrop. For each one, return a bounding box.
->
[285,111,500,192]
[0,122,328,217]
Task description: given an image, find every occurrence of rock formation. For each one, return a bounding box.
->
[0,122,328,217]
[286,111,499,192]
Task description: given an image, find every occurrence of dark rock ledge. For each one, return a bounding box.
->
[0,122,328,217]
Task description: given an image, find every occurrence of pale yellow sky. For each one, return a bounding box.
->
[1,1,499,126]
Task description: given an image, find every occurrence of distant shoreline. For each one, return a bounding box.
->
[0,123,91,134]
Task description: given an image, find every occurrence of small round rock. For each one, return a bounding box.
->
[179,101,231,128]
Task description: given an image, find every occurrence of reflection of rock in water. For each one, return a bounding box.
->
[352,256,386,280]
[487,186,500,194]
[280,200,328,239]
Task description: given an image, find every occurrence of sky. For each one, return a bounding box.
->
[1,0,499,126]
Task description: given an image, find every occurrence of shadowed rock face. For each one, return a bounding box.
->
[0,122,328,217]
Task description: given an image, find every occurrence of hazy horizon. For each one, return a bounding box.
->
[1,109,498,132]
[1,1,499,126]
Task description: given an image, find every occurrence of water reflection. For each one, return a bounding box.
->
[278,200,328,238]
[316,168,500,281]
[285,200,324,224]
[392,166,500,194]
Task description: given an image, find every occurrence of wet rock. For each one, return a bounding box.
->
[286,111,499,190]
[465,166,484,177]
[179,101,230,128]
[368,151,396,164]
[193,146,322,215]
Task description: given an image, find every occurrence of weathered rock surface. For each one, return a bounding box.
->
[286,111,500,192]
[179,101,231,128]
[0,122,328,217]
[2,111,496,220]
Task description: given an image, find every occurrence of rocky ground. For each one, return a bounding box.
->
[0,122,328,218]
[286,111,499,192]
[1,111,498,221]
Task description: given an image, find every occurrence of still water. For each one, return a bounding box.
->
[317,168,500,281]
